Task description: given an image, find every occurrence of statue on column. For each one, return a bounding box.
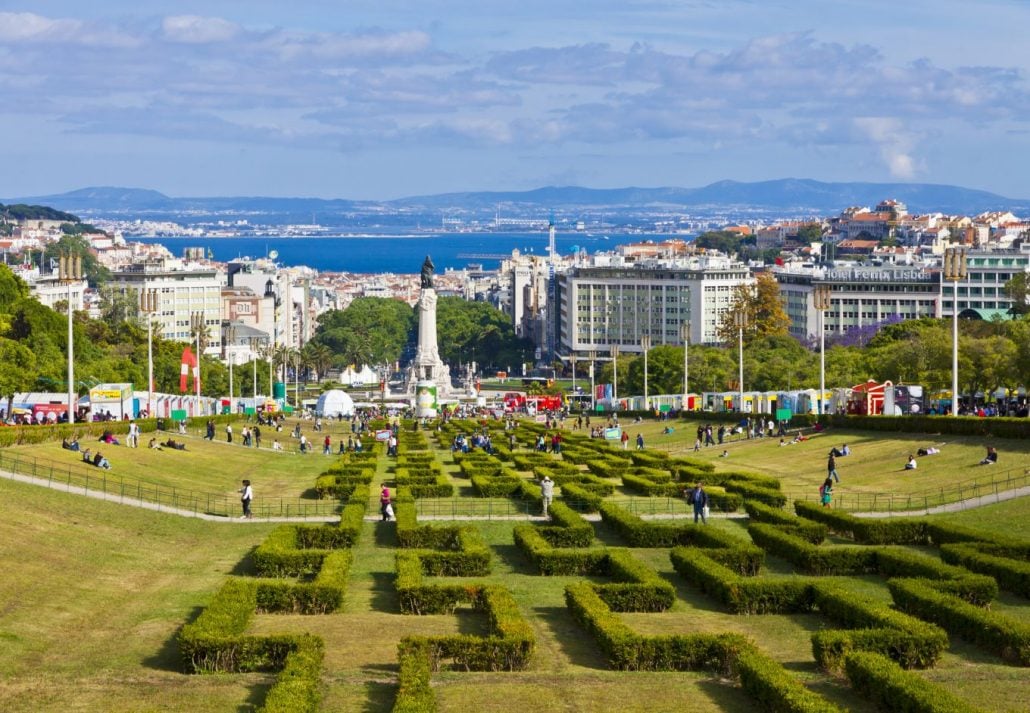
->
[420,255,435,289]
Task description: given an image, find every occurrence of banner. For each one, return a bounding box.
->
[604,427,621,440]
[375,429,391,442]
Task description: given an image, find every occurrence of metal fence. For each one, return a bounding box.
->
[785,466,1030,513]
[0,450,341,519]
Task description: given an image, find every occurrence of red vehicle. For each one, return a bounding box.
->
[503,392,563,413]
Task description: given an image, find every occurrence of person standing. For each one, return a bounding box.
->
[820,477,833,508]
[206,420,215,440]
[253,425,261,449]
[540,475,554,517]
[636,433,644,450]
[827,452,840,483]
[688,482,709,524]
[226,423,233,444]
[323,434,332,454]
[127,420,139,448]
[621,430,630,450]
[239,480,253,519]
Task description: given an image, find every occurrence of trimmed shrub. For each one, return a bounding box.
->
[745,501,827,544]
[940,543,1030,598]
[737,646,846,713]
[844,651,989,713]
[887,578,1030,666]
[747,523,877,576]
[258,636,324,713]
[564,582,748,673]
[560,482,605,512]
[513,525,608,576]
[394,638,436,713]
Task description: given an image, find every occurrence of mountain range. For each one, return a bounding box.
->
[8,178,1029,221]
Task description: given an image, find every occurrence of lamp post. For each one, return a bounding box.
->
[589,356,595,411]
[59,254,82,424]
[813,284,832,417]
[611,344,620,405]
[944,246,967,416]
[734,311,747,413]
[140,288,158,418]
[680,321,690,412]
[191,312,204,415]
[641,334,651,411]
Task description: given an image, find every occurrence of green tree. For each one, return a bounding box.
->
[1003,272,1029,315]
[311,297,415,367]
[42,234,111,286]
[717,272,791,345]
[0,337,38,417]
[796,223,823,243]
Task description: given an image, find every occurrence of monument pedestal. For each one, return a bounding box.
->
[406,287,452,400]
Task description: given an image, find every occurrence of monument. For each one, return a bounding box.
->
[407,255,452,414]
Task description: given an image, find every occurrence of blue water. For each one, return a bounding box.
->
[134,232,670,272]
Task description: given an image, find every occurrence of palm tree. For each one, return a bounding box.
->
[303,342,333,382]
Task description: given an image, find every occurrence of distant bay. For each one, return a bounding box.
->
[133,232,676,273]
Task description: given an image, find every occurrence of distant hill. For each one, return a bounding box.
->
[8,178,1028,219]
[392,179,1028,214]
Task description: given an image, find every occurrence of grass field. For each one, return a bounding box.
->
[1,417,1029,711]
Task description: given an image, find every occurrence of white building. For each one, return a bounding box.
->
[111,262,224,354]
[556,254,753,356]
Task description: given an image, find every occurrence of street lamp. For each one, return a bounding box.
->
[734,311,747,413]
[813,284,832,417]
[611,344,620,405]
[641,334,651,411]
[191,312,204,415]
[589,355,596,411]
[59,254,82,424]
[680,321,690,412]
[140,288,158,418]
[944,246,967,416]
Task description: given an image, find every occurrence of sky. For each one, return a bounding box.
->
[2,0,1030,200]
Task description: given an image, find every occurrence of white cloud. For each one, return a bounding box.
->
[162,15,241,44]
[854,117,920,179]
[0,12,82,42]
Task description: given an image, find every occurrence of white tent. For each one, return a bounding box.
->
[339,365,378,386]
[316,389,355,418]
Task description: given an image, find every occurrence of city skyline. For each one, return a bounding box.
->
[2,1,1029,200]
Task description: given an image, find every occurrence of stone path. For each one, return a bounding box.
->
[3,465,1028,523]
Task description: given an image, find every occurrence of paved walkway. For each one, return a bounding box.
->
[3,465,1028,523]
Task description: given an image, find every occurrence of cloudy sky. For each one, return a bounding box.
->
[2,0,1029,199]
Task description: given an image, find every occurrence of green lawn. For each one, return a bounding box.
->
[2,419,1029,711]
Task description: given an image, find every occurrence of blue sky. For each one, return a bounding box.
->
[2,1,1029,200]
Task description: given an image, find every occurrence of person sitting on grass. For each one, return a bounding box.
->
[905,454,917,470]
[980,446,998,465]
[149,438,162,450]
[94,451,111,470]
[163,438,187,451]
[81,448,92,463]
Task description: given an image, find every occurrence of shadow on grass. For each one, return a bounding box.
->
[591,519,625,547]
[375,521,399,548]
[143,606,203,672]
[493,542,536,575]
[230,546,259,577]
[371,571,400,613]
[362,679,396,713]
[533,605,608,669]
[239,678,273,713]
[697,677,762,711]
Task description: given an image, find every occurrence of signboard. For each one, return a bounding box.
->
[415,381,438,417]
[604,427,622,440]
[775,408,792,422]
[171,409,187,421]
[90,383,132,402]
[375,429,391,442]
[534,414,547,423]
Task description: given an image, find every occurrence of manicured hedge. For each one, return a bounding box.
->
[254,525,329,577]
[559,482,604,512]
[470,474,522,497]
[747,523,878,576]
[513,525,608,575]
[940,543,1030,598]
[887,578,1030,666]
[811,582,948,671]
[844,651,989,713]
[599,501,684,547]
[745,501,827,544]
[254,550,351,614]
[670,547,813,615]
[394,638,436,713]
[395,551,471,615]
[564,582,748,673]
[596,549,675,612]
[258,637,325,713]
[737,646,846,713]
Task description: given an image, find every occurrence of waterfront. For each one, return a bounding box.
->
[134,232,676,272]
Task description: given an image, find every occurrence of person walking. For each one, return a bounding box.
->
[239,479,253,519]
[820,477,833,508]
[827,452,840,483]
[380,486,392,521]
[540,475,554,517]
[621,430,630,450]
[687,482,709,524]
[636,433,644,450]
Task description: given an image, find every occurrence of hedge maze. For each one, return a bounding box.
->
[172,418,1028,712]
